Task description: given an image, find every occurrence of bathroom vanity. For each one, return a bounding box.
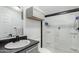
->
[0,36,39,53]
[16,39,39,53]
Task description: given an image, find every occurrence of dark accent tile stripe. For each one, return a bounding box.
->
[45,8,79,17]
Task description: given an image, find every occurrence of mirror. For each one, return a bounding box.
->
[0,6,23,40]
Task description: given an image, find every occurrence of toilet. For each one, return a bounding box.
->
[38,48,51,53]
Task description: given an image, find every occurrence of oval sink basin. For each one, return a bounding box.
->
[4,40,30,49]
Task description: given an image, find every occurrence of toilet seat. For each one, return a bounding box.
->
[39,48,51,53]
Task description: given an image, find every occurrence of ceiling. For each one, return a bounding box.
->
[38,6,79,15]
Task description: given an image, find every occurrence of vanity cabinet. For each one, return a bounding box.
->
[0,38,39,53]
[26,44,39,53]
[17,44,39,53]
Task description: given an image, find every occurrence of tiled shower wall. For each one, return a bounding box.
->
[43,12,79,52]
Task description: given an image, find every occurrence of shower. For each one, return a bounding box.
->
[43,11,79,53]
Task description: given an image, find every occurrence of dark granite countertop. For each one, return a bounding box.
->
[0,39,39,53]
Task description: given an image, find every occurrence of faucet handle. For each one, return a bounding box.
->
[16,35,19,39]
[8,34,13,37]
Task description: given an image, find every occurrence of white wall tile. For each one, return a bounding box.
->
[43,12,79,52]
[23,6,41,41]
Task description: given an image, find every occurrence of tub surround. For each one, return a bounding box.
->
[0,36,39,53]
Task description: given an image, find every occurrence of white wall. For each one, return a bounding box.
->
[0,6,41,43]
[0,7,23,40]
[43,12,79,52]
[0,6,42,47]
[23,6,41,47]
[23,6,41,41]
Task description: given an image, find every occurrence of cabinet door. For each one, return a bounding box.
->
[17,44,39,53]
[26,45,39,53]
